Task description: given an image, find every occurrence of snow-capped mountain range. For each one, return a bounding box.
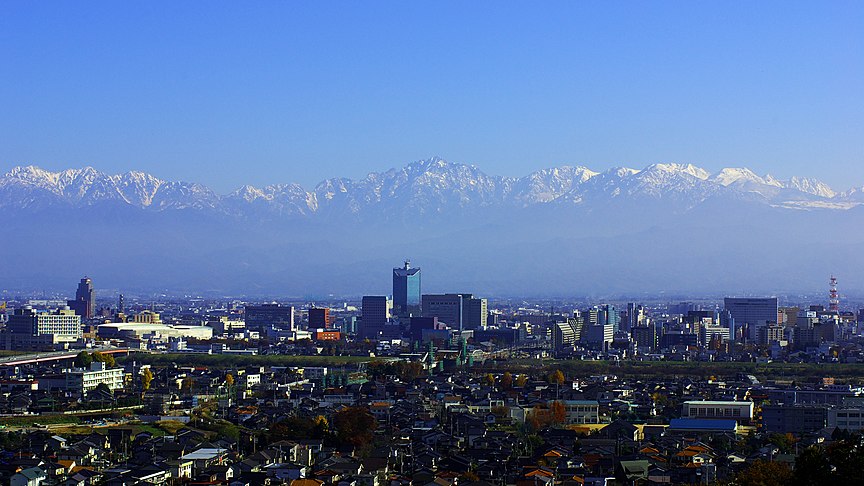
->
[3,157,864,296]
[1,158,860,218]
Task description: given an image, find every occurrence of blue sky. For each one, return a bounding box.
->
[1,1,862,192]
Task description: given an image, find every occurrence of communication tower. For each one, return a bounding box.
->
[829,275,839,313]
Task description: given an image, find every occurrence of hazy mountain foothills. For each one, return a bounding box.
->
[2,158,864,296]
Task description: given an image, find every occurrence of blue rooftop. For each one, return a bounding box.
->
[669,418,737,431]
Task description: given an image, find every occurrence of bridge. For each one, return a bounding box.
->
[0,347,133,367]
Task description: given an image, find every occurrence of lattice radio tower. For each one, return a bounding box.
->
[829,275,840,312]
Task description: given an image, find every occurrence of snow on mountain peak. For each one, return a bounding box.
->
[646,163,710,180]
[0,160,857,216]
[785,176,836,198]
[711,167,768,186]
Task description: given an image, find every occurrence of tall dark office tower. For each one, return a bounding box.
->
[67,277,95,319]
[723,298,778,327]
[392,260,421,317]
[360,296,391,339]
[309,307,331,329]
[463,296,488,330]
[422,294,464,331]
[603,304,620,332]
[245,303,295,333]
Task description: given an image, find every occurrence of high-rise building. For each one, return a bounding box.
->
[625,303,644,332]
[7,306,82,341]
[392,260,421,317]
[584,305,619,332]
[581,324,613,351]
[422,294,464,331]
[309,307,331,329]
[602,304,620,332]
[724,297,778,341]
[245,303,295,333]
[553,318,584,349]
[409,316,441,342]
[67,277,95,319]
[360,296,392,339]
[463,296,488,330]
[632,325,659,351]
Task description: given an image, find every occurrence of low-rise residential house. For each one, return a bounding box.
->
[11,467,47,486]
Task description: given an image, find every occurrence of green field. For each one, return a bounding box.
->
[0,415,81,427]
[121,353,373,368]
[485,359,864,383]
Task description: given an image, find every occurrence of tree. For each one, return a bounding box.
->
[733,460,793,486]
[500,372,513,391]
[527,404,550,432]
[181,377,194,394]
[794,446,831,486]
[768,433,798,454]
[398,361,425,382]
[268,417,315,442]
[225,373,235,387]
[94,382,113,396]
[74,351,92,369]
[549,401,567,425]
[515,374,528,387]
[333,406,378,447]
[547,369,565,385]
[484,373,496,387]
[313,415,329,437]
[90,351,116,367]
[141,368,154,391]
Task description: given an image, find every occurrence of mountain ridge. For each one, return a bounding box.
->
[3,157,864,295]
[1,158,859,218]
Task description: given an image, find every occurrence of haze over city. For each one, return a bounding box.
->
[5,4,864,485]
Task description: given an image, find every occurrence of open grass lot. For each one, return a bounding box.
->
[483,358,864,382]
[0,414,81,427]
[48,420,193,437]
[122,353,373,368]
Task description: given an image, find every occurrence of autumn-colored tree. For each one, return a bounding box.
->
[491,405,509,418]
[500,372,513,391]
[399,361,425,382]
[460,472,479,482]
[528,404,550,432]
[515,374,528,387]
[333,406,378,447]
[547,369,565,385]
[141,368,154,391]
[225,373,235,387]
[549,401,567,425]
[181,377,194,394]
[313,415,330,437]
[90,351,117,367]
[484,373,495,386]
[733,460,793,486]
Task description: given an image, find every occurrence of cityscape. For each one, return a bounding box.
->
[2,267,864,485]
[3,2,863,486]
